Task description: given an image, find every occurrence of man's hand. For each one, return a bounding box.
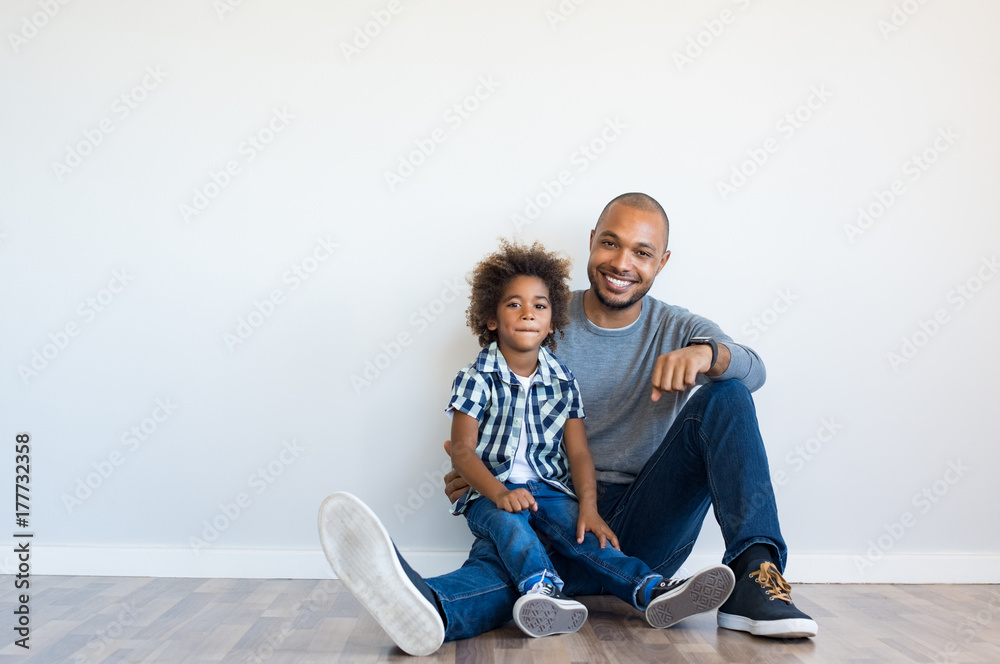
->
[650,345,713,401]
[577,504,619,549]
[442,440,470,504]
[494,488,538,513]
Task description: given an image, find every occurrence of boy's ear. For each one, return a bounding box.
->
[487,318,497,331]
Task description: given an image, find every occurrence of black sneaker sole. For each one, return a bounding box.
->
[646,565,736,629]
[513,595,588,637]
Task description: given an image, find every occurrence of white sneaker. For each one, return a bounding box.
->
[513,580,587,638]
[318,492,445,656]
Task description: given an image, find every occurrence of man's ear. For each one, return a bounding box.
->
[655,249,671,276]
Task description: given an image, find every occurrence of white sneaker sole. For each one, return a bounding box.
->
[717,611,818,638]
[318,492,445,656]
[513,594,587,637]
[646,565,735,629]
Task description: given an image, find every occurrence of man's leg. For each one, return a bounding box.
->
[606,380,786,572]
[318,492,520,655]
[424,536,521,641]
[569,380,815,637]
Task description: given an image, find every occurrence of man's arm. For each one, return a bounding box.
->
[651,342,733,400]
[562,418,619,549]
[450,412,536,513]
[651,314,765,399]
[442,440,470,503]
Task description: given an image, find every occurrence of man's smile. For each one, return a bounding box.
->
[602,272,637,292]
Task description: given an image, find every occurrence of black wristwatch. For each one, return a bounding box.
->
[686,336,718,370]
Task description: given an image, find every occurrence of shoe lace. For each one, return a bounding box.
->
[527,571,556,596]
[655,577,685,592]
[749,561,793,603]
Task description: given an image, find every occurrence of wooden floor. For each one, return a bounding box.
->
[1,577,998,663]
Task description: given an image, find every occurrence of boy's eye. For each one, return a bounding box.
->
[535,304,547,309]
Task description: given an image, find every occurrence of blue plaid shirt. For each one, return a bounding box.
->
[446,342,586,515]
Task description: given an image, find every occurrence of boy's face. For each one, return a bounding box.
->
[487,275,554,356]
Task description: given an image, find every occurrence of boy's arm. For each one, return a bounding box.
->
[450,411,536,513]
[563,418,619,549]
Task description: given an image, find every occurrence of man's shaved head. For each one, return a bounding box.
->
[595,192,669,250]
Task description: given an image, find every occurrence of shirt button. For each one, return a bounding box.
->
[514,419,521,425]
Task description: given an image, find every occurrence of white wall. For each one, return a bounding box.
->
[2,0,998,583]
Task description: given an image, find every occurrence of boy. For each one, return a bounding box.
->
[446,240,733,637]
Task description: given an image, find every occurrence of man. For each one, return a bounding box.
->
[319,193,816,656]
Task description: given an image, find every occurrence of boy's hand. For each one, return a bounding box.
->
[577,504,620,549]
[494,488,537,513]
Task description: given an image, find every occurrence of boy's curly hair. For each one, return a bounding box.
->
[466,239,573,351]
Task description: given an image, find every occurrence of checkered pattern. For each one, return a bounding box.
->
[447,342,585,515]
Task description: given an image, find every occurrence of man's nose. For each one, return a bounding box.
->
[610,248,631,272]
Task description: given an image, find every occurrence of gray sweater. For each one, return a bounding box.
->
[555,291,766,484]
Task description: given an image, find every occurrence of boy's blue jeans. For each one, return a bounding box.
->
[424,380,788,641]
[463,481,660,609]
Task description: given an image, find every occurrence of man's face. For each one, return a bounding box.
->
[487,275,554,355]
[587,203,670,310]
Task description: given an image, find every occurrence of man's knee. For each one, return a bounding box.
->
[698,379,755,414]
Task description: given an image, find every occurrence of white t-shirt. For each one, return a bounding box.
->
[506,370,541,483]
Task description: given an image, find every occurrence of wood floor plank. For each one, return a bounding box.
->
[2,577,1000,663]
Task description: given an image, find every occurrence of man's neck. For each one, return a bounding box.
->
[582,289,643,329]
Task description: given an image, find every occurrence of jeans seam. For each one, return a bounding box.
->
[698,414,733,548]
[441,580,514,602]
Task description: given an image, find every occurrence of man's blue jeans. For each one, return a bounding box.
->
[424,380,787,641]
[463,481,660,608]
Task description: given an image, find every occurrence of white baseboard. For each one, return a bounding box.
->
[24,545,1000,584]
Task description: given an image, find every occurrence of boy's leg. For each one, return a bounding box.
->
[464,491,588,638]
[528,482,659,609]
[529,482,735,629]
[590,380,815,637]
[463,494,559,593]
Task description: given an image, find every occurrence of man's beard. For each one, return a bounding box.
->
[588,268,650,310]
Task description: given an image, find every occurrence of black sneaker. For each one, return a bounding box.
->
[717,560,818,638]
[513,580,587,638]
[318,492,445,656]
[645,564,735,629]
